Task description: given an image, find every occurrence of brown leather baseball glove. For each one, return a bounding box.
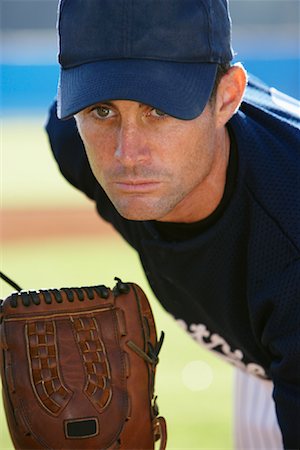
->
[0,277,167,449]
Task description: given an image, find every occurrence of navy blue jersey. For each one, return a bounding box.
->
[46,75,300,449]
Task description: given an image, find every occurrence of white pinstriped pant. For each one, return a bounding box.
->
[233,369,283,450]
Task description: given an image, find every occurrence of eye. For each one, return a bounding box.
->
[92,105,115,119]
[149,108,168,118]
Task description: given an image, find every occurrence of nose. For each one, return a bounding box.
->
[114,122,150,167]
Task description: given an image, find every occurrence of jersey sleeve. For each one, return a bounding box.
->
[45,100,98,200]
[250,259,300,449]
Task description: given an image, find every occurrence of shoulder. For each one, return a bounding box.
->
[231,74,299,171]
[241,74,300,129]
[229,75,300,251]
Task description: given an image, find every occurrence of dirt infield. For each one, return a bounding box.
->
[1,207,115,242]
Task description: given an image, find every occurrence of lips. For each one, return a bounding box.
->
[113,180,161,193]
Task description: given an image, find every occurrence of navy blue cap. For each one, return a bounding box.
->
[57,0,233,120]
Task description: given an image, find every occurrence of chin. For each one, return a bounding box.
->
[113,202,163,221]
[117,209,158,221]
[109,193,177,222]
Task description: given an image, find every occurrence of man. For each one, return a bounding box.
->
[46,0,300,448]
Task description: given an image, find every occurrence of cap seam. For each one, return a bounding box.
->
[128,0,133,58]
[201,0,212,60]
[123,0,129,57]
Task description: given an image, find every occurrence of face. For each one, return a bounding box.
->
[75,100,222,222]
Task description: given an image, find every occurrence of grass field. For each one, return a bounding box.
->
[1,118,234,449]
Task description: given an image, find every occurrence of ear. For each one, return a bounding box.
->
[214,64,247,127]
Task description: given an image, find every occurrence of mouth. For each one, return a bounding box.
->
[113,179,161,193]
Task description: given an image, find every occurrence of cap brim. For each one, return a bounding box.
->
[57,60,218,120]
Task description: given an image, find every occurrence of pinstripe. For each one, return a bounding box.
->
[233,369,283,449]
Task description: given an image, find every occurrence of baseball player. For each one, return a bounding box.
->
[46,0,300,448]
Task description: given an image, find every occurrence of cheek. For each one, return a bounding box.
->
[167,123,212,166]
[78,126,116,173]
[172,126,215,186]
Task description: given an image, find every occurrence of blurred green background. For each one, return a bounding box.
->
[1,119,233,449]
